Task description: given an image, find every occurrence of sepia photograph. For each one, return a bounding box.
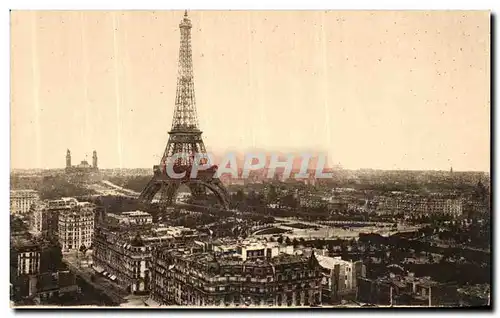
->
[8,9,491,309]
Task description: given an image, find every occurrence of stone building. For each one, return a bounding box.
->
[65,149,99,173]
[10,231,78,303]
[106,211,153,227]
[11,234,43,278]
[316,255,365,303]
[149,244,323,307]
[92,223,205,294]
[10,190,39,216]
[30,197,87,241]
[57,199,95,252]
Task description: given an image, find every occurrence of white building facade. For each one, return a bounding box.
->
[58,200,95,252]
[10,190,40,216]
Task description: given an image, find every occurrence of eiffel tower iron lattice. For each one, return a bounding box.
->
[139,11,230,210]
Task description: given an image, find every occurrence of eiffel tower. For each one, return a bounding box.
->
[139,11,230,210]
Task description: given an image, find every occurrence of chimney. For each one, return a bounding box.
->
[428,286,432,307]
[389,286,393,306]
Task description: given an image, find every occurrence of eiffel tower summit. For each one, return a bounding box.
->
[139,11,230,210]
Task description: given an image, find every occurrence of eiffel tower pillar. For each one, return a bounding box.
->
[139,11,230,210]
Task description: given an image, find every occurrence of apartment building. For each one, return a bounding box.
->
[149,243,323,307]
[92,223,206,294]
[58,200,95,252]
[10,190,39,216]
[316,255,366,303]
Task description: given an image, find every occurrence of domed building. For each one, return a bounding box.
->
[65,149,99,174]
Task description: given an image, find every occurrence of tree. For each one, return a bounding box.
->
[235,190,245,202]
[280,193,298,209]
[41,243,63,272]
[267,185,278,204]
[277,236,284,244]
[427,253,434,264]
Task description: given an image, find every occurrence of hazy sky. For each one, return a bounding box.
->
[10,10,490,171]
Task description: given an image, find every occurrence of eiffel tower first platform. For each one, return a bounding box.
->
[139,11,230,210]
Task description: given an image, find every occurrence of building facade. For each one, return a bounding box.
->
[357,272,458,306]
[10,231,78,304]
[106,211,153,226]
[10,190,39,216]
[376,194,464,218]
[30,197,85,240]
[316,255,365,303]
[58,200,95,252]
[93,227,153,294]
[29,202,59,239]
[11,235,42,277]
[65,149,99,174]
[150,244,323,307]
[92,223,205,294]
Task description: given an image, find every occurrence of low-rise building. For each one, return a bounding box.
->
[357,272,458,307]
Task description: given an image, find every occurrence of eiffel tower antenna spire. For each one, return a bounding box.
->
[171,9,199,132]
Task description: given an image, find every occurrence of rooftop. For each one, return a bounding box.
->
[11,232,48,250]
[163,246,313,267]
[316,255,354,269]
[371,273,439,288]
[10,189,39,197]
[122,210,152,217]
[457,284,490,299]
[10,189,38,194]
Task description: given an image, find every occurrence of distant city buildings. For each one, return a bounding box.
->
[65,149,99,174]
[10,190,39,216]
[374,195,465,218]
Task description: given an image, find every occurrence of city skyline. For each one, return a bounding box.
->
[10,10,490,171]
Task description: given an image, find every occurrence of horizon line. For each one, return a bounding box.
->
[9,167,490,174]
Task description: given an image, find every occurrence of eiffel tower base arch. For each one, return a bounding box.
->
[139,170,230,211]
